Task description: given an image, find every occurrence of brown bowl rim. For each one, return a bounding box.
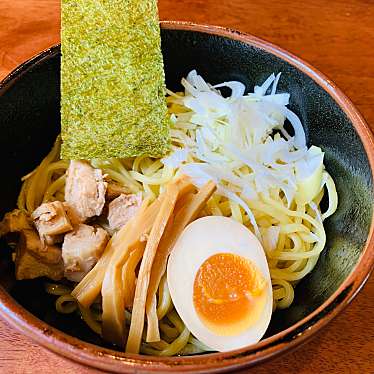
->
[0,21,373,373]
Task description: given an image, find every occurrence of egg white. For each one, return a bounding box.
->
[167,216,273,352]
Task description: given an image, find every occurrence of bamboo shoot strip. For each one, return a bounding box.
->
[145,181,216,342]
[101,199,150,346]
[123,244,147,308]
[126,183,179,354]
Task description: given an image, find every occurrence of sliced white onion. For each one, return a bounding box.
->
[171,70,319,225]
[271,72,282,95]
[213,81,246,99]
[254,73,275,96]
[161,148,190,169]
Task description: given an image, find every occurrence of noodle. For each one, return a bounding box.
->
[140,327,190,356]
[79,305,102,335]
[44,283,72,296]
[56,294,78,314]
[156,274,172,320]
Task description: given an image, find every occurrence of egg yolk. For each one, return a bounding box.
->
[193,253,267,336]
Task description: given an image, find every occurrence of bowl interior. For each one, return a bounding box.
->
[0,28,373,351]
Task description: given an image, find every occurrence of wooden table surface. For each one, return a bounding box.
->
[0,0,373,373]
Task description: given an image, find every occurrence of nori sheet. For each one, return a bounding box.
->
[61,0,170,159]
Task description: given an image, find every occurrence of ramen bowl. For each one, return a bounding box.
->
[0,22,373,373]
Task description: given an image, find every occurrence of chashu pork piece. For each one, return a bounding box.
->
[65,160,107,223]
[62,224,109,282]
[0,209,32,237]
[15,229,64,281]
[107,193,142,231]
[32,201,73,245]
[106,180,131,201]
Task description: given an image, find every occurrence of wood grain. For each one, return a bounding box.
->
[0,0,373,373]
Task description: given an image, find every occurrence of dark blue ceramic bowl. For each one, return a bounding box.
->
[0,22,373,373]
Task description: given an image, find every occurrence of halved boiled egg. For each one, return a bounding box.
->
[167,216,272,352]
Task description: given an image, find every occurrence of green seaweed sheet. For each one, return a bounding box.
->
[61,0,170,159]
